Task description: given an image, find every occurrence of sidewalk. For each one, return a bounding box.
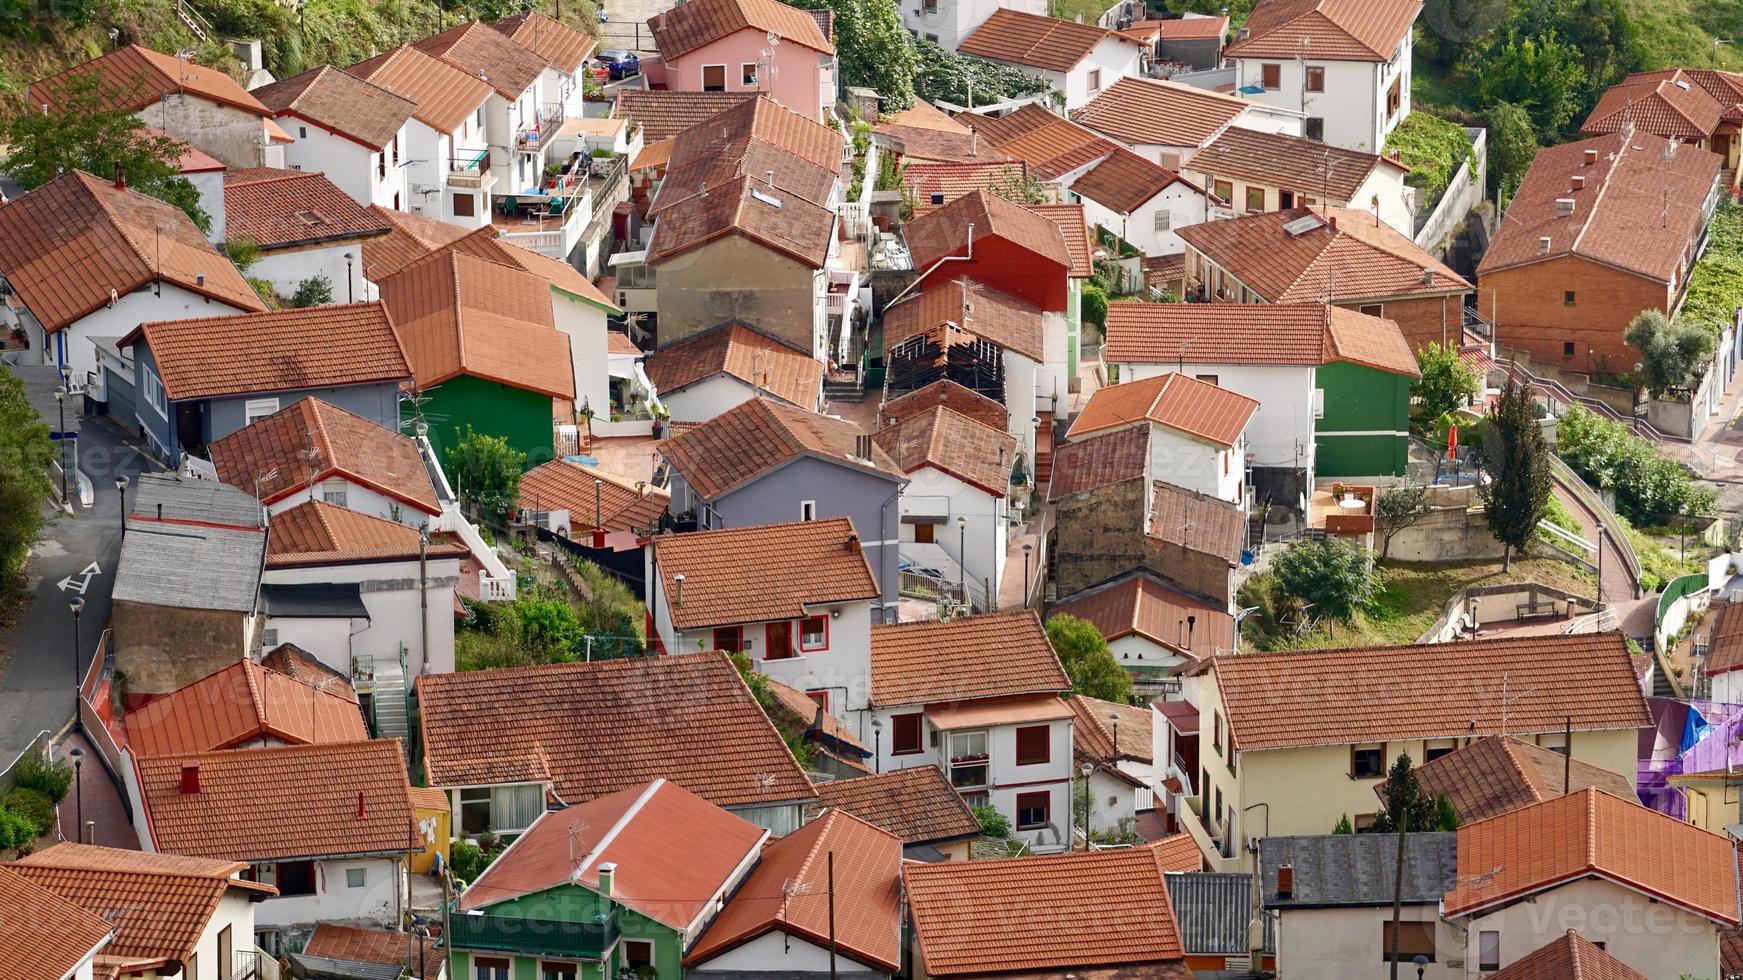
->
[54,733,137,850]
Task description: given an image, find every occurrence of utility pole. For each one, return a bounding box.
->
[827,850,838,980]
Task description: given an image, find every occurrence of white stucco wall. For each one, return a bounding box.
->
[50,283,255,391]
[252,856,404,932]
[552,290,612,423]
[1061,39,1147,111]
[1230,31,1411,153]
[660,374,775,424]
[249,241,376,306]
[667,601,875,714]
[1274,904,1462,980]
[1145,422,1244,504]
[1456,877,1722,980]
[1116,360,1314,479]
[896,465,1008,604]
[261,554,459,677]
[901,0,1047,52]
[1074,180,1209,258]
[691,929,889,974]
[277,119,409,210]
[263,477,436,526]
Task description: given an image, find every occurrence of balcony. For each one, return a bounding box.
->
[449,147,495,191]
[1176,793,1241,873]
[516,105,565,152]
[445,910,619,959]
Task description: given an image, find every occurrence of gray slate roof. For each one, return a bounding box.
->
[5,362,78,436]
[113,520,266,612]
[1259,833,1457,910]
[130,473,263,528]
[1165,872,1276,955]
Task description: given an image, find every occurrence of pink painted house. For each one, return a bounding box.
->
[647,0,837,123]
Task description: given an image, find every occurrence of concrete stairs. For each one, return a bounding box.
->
[372,657,409,759]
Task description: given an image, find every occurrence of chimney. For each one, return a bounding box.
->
[847,533,862,554]
[179,764,201,795]
[356,791,367,820]
[969,124,978,157]
[1571,174,1586,191]
[1583,148,1598,166]
[1420,269,1434,286]
[196,272,206,286]
[1186,614,1196,650]
[1327,214,1338,233]
[597,862,616,896]
[1277,864,1294,898]
[114,163,125,189]
[1554,198,1575,217]
[766,169,775,188]
[156,502,163,521]
[672,572,685,607]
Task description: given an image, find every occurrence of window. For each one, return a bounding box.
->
[219,927,232,980]
[244,398,279,426]
[1305,66,1325,92]
[1213,785,1223,826]
[1154,210,1171,232]
[261,629,278,650]
[1245,186,1265,212]
[929,192,945,205]
[1280,190,1296,208]
[1382,921,1437,962]
[320,480,348,507]
[766,620,795,660]
[345,867,367,888]
[377,151,386,179]
[1088,68,1102,91]
[144,370,168,415]
[1196,374,1219,386]
[1563,341,1576,358]
[1424,740,1457,762]
[806,689,830,713]
[742,63,759,86]
[1211,711,1222,752]
[453,192,475,218]
[476,107,486,129]
[1479,931,1501,971]
[542,963,577,980]
[892,712,924,755]
[1387,75,1403,118]
[1015,725,1050,765]
[702,65,727,91]
[460,785,543,834]
[712,626,743,652]
[622,940,655,970]
[186,954,198,980]
[925,32,939,42]
[1304,117,1324,142]
[1312,388,1325,419]
[949,730,989,788]
[1160,151,1182,170]
[1351,744,1386,778]
[922,0,936,11]
[1353,812,1377,831]
[1538,733,1568,754]
[1260,63,1281,89]
[1358,303,1384,317]
[799,614,828,651]
[475,957,511,980]
[914,522,936,544]
[800,500,817,521]
[275,860,316,896]
[1016,791,1050,829]
[1564,290,1576,306]
[1212,178,1233,203]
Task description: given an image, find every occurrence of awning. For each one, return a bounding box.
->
[261,582,369,619]
[1155,700,1199,733]
[926,695,1075,731]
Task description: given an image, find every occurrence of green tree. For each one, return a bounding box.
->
[1412,342,1481,421]
[0,371,55,586]
[1270,538,1376,628]
[789,0,918,110]
[291,274,334,308]
[1375,482,1432,560]
[972,803,1011,838]
[913,36,1049,107]
[1484,100,1540,204]
[1081,283,1109,332]
[445,425,525,521]
[1045,614,1133,704]
[1332,813,1354,834]
[1478,379,1553,571]
[1510,0,1637,103]
[1462,32,1587,136]
[1624,309,1716,398]
[2,71,213,233]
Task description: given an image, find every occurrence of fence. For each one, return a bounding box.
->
[1547,453,1644,598]
[1656,572,1713,651]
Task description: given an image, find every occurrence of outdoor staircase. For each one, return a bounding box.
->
[175,0,212,41]
[372,657,409,757]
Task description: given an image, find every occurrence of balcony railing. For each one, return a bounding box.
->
[516,105,566,151]
[446,910,619,959]
[449,147,494,189]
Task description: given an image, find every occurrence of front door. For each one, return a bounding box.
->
[766,621,793,660]
[174,401,203,455]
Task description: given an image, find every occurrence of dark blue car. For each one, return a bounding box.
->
[596,49,640,79]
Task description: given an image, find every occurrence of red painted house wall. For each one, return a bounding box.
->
[914,235,1068,312]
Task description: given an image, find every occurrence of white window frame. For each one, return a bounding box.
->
[320,480,349,507]
[144,370,168,416]
[1154,209,1171,233]
[1088,68,1102,91]
[621,939,656,970]
[345,867,367,888]
[700,64,728,92]
[244,397,280,425]
[799,500,817,521]
[741,62,758,86]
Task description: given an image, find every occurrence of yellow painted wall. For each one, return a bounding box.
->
[1676,780,1743,837]
[412,800,452,874]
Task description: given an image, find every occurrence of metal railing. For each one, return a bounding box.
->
[445,910,620,958]
[1547,453,1644,599]
[449,147,493,188]
[516,105,566,151]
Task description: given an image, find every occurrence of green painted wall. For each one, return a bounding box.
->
[1315,361,1412,477]
[448,883,687,980]
[1066,278,1082,381]
[407,375,557,472]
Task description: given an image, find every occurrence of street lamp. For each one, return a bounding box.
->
[870,717,883,774]
[69,596,84,734]
[1413,954,1428,980]
[1079,762,1094,850]
[114,475,128,538]
[957,516,968,604]
[54,385,68,506]
[344,252,356,303]
[1022,542,1033,609]
[67,746,84,844]
[1595,524,1605,605]
[1109,712,1120,759]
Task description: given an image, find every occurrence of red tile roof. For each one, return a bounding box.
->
[614,89,757,142]
[1070,694,1154,764]
[660,397,903,500]
[0,866,115,978]
[1148,482,1246,565]
[883,276,1045,362]
[1192,126,1407,203]
[267,499,468,568]
[1703,600,1743,675]
[870,610,1070,707]
[253,65,418,149]
[1223,0,1421,62]
[688,810,902,970]
[1152,15,1228,39]
[649,0,834,60]
[652,96,843,214]
[873,405,1017,496]
[135,740,416,862]
[345,44,495,135]
[904,160,1033,215]
[1051,572,1234,660]
[1068,372,1259,447]
[1179,206,1470,303]
[303,924,441,972]
[878,101,1004,165]
[1487,931,1649,980]
[1476,132,1722,285]
[906,189,1071,273]
[959,8,1141,72]
[1071,146,1199,215]
[124,659,366,757]
[1408,735,1635,824]
[417,652,817,808]
[1585,70,1728,139]
[763,677,867,754]
[517,458,670,534]
[460,779,769,929]
[0,171,265,333]
[488,10,598,73]
[207,398,439,515]
[646,174,837,268]
[1444,787,1738,925]
[805,766,981,845]
[12,844,275,969]
[1104,302,1418,377]
[414,20,549,99]
[1148,833,1203,872]
[644,322,823,410]
[651,517,880,630]
[29,44,269,116]
[361,206,473,282]
[1075,77,1252,148]
[883,379,1010,431]
[119,302,409,401]
[905,847,1188,976]
[1206,633,1652,751]
[223,168,391,248]
[1026,203,1095,277]
[1048,424,1149,499]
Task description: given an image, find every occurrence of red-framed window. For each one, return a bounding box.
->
[806,690,830,713]
[1015,725,1050,766]
[1015,791,1050,829]
[712,626,743,652]
[799,615,829,652]
[891,712,923,755]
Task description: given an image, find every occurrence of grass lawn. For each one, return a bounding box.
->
[1048,0,1119,26]
[1245,557,1595,651]
[1623,0,1743,73]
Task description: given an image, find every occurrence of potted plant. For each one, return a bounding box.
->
[651,403,669,438]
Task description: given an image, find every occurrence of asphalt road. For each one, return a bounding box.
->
[597,0,675,54]
[0,414,156,762]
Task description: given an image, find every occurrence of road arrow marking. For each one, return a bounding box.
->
[57,561,101,595]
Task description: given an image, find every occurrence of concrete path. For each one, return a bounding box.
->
[54,732,138,849]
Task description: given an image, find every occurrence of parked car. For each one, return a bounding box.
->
[596,49,640,79]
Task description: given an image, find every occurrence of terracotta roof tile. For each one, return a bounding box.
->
[969,106,1108,180]
[1148,482,1246,565]
[488,10,598,73]
[1075,77,1252,148]
[253,65,417,149]
[1445,787,1738,924]
[1051,571,1234,659]
[870,610,1069,706]
[1048,424,1149,499]
[644,322,822,410]
[517,458,669,533]
[417,652,817,807]
[12,845,273,967]
[1072,147,1196,215]
[1104,302,1418,376]
[955,103,1056,146]
[0,171,264,333]
[805,767,981,845]
[267,500,467,567]
[304,924,441,971]
[904,160,1033,216]
[1223,0,1421,62]
[648,0,834,60]
[763,677,867,753]
[361,206,472,281]
[875,101,1000,164]
[1026,203,1094,277]
[1409,735,1635,824]
[883,277,1045,362]
[614,90,756,142]
[0,866,115,977]
[652,96,843,213]
[906,189,1070,273]
[378,249,574,398]
[1070,694,1154,764]
[223,167,391,248]
[1192,126,1403,202]
[647,174,836,268]
[660,398,903,500]
[959,8,1139,72]
[1209,633,1652,751]
[136,740,416,862]
[651,517,879,630]
[905,847,1187,976]
[1152,15,1228,38]
[1586,70,1725,139]
[882,379,1010,431]
[207,398,438,514]
[688,810,902,970]
[1148,833,1203,872]
[260,643,356,699]
[1477,132,1721,284]
[1703,600,1743,675]
[346,45,495,135]
[414,21,549,99]
[1488,931,1649,980]
[873,405,1017,496]
[1068,372,1258,446]
[29,44,268,116]
[123,659,367,757]
[1179,206,1470,302]
[119,302,408,401]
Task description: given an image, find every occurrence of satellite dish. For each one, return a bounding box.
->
[767,30,781,45]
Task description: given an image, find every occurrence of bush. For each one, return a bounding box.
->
[1383,112,1475,202]
[290,274,334,308]
[0,803,39,849]
[1271,537,1377,627]
[3,788,53,836]
[972,803,1010,838]
[1081,283,1108,331]
[14,753,72,803]
[450,839,494,883]
[1554,404,1717,524]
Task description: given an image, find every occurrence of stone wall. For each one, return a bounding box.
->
[111,601,253,701]
[1052,477,1235,607]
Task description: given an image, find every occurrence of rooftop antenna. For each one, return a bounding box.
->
[1498,675,1537,735]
